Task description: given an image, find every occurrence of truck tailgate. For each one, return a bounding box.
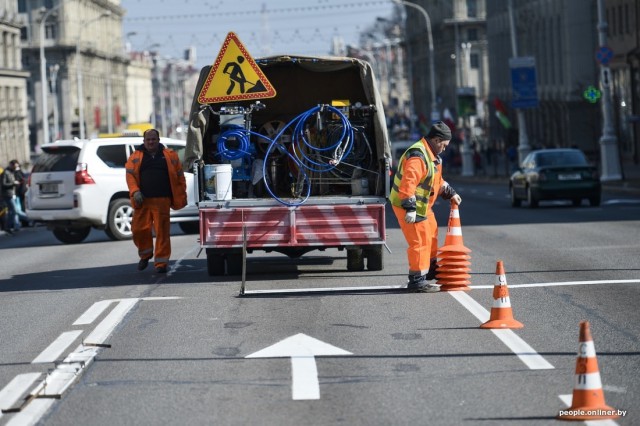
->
[200,202,385,248]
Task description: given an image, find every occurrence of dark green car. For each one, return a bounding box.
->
[509,148,601,208]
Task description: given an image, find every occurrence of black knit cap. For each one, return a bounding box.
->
[427,121,452,140]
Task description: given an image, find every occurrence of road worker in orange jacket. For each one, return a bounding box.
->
[125,129,187,273]
[389,121,461,292]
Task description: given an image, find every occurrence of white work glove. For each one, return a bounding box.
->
[133,191,144,207]
[451,194,462,205]
[404,210,417,224]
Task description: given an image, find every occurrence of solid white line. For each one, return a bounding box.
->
[31,330,83,364]
[243,285,405,295]
[140,296,183,301]
[449,291,554,370]
[0,373,41,414]
[469,279,640,290]
[72,300,114,325]
[291,356,320,400]
[5,399,55,426]
[558,394,619,426]
[83,298,138,345]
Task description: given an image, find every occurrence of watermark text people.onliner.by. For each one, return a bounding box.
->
[558,409,627,417]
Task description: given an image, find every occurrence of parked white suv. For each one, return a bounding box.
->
[26,136,198,244]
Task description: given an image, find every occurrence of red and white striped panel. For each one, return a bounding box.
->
[200,204,385,248]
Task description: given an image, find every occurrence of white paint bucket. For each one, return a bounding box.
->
[203,164,232,200]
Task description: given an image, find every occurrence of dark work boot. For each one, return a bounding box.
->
[425,259,438,281]
[406,274,423,291]
[407,273,440,293]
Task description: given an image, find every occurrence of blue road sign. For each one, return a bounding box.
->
[596,46,613,65]
[509,57,539,109]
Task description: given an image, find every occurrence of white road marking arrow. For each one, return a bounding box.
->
[245,333,352,400]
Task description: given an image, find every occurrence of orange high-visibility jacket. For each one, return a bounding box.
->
[125,145,187,210]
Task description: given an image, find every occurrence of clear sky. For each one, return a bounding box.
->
[121,0,395,69]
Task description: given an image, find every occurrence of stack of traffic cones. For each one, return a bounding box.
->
[480,260,523,329]
[436,203,471,291]
[557,321,620,421]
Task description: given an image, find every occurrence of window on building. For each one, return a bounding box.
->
[617,5,623,36]
[467,28,478,42]
[45,23,57,40]
[625,4,629,34]
[18,0,27,13]
[20,27,27,41]
[470,53,479,69]
[466,0,477,18]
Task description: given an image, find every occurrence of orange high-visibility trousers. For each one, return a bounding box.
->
[132,197,172,269]
[392,205,435,275]
[428,209,438,260]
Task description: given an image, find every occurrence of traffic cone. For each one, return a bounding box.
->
[557,321,620,421]
[436,203,471,291]
[480,260,523,329]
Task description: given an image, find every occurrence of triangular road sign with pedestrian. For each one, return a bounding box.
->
[197,32,277,104]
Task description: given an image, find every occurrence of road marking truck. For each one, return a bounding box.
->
[184,38,391,276]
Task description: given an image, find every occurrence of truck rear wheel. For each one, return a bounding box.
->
[207,251,225,276]
[226,253,243,275]
[365,246,384,271]
[347,248,365,271]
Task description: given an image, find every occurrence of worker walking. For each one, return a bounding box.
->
[389,121,462,292]
[125,129,187,273]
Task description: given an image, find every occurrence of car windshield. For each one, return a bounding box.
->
[536,151,587,167]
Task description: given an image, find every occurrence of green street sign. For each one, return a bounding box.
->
[583,85,601,103]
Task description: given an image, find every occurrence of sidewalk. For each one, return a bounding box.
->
[448,157,640,196]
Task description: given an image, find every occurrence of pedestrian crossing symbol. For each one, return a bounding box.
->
[197,32,276,104]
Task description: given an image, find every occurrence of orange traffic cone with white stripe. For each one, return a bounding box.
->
[436,203,471,291]
[480,260,523,329]
[557,321,620,421]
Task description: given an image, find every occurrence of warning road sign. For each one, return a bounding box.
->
[197,32,276,104]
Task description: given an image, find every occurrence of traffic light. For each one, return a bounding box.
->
[71,121,80,137]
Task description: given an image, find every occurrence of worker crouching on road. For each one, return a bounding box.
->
[389,121,462,292]
[125,129,187,273]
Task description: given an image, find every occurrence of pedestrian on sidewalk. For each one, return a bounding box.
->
[125,129,188,273]
[389,121,462,293]
[1,160,22,235]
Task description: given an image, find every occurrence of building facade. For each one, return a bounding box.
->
[0,0,30,166]
[19,0,128,148]
[607,0,640,165]
[402,0,489,143]
[487,0,602,158]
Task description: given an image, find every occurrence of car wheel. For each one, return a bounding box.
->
[178,221,199,234]
[206,250,225,276]
[364,245,384,271]
[52,226,91,244]
[510,186,521,207]
[589,195,601,207]
[527,186,538,208]
[105,198,134,241]
[347,248,365,271]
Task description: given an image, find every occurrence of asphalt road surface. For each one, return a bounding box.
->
[1,181,638,425]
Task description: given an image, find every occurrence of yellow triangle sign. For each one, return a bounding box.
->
[197,32,276,104]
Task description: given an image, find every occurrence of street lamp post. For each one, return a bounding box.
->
[39,3,63,145]
[49,64,60,140]
[507,0,531,164]
[393,0,438,122]
[596,0,622,181]
[76,11,110,139]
